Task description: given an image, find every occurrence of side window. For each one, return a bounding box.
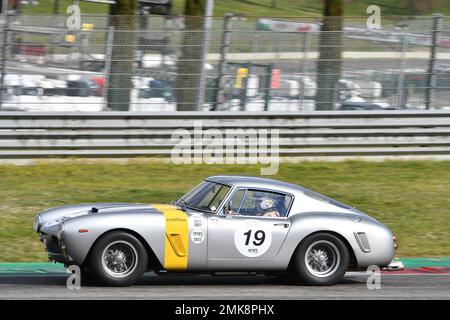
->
[225,189,292,218]
[224,189,246,215]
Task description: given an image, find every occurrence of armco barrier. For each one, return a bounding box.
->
[0,111,449,159]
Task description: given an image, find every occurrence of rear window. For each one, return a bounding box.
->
[303,189,352,210]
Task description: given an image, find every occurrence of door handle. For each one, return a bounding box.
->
[274,223,290,228]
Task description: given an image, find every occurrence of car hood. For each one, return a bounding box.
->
[37,203,156,233]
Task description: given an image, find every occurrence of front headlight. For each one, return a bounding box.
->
[33,215,42,232]
[57,223,65,241]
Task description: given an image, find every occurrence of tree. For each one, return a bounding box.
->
[315,0,343,110]
[107,1,137,111]
[175,0,205,111]
[407,0,442,14]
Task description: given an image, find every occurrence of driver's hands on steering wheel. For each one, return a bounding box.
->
[225,208,238,215]
[263,211,280,217]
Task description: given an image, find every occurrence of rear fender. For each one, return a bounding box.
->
[278,212,395,269]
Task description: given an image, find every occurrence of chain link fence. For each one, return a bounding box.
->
[0,13,449,112]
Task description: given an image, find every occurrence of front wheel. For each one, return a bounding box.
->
[88,231,148,286]
[293,233,349,286]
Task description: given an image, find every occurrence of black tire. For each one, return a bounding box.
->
[80,266,98,286]
[293,233,349,286]
[87,231,148,286]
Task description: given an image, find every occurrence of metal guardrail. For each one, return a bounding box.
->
[0,111,449,159]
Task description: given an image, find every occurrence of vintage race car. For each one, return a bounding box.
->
[34,175,397,286]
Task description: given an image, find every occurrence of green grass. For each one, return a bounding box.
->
[17,0,450,17]
[0,160,449,262]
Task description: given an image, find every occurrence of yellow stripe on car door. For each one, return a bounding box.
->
[152,204,189,271]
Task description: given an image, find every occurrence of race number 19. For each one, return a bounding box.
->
[234,221,272,257]
[244,229,266,246]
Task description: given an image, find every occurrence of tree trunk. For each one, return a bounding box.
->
[107,1,137,111]
[315,0,343,110]
[52,0,60,14]
[175,0,205,111]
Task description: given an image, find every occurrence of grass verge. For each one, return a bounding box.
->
[0,159,449,261]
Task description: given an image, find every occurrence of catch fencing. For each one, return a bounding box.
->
[0,14,450,112]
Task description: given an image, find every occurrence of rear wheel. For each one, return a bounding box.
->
[88,231,148,286]
[293,233,349,286]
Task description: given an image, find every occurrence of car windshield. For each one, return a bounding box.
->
[177,181,231,213]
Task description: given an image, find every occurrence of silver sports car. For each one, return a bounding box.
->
[34,175,397,286]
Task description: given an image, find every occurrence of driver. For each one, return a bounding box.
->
[256,196,280,217]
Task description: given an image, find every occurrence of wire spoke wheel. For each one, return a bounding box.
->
[101,240,138,278]
[304,240,341,278]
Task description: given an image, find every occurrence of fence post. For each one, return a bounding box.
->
[196,0,214,111]
[396,32,408,109]
[425,13,443,110]
[0,11,9,110]
[298,30,311,110]
[238,62,250,111]
[251,30,260,53]
[2,0,8,14]
[264,63,273,111]
[79,31,89,70]
[213,13,232,111]
[103,26,114,111]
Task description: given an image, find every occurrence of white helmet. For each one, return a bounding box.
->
[259,197,275,210]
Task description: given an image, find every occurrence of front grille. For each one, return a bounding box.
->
[354,232,371,253]
[43,235,62,254]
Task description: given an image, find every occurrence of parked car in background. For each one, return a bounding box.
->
[89,77,105,97]
[137,78,175,103]
[66,76,99,97]
[338,101,395,110]
[148,79,175,102]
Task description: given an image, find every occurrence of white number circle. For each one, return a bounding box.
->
[191,229,205,244]
[234,220,272,257]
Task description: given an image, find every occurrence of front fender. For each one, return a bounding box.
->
[62,211,166,266]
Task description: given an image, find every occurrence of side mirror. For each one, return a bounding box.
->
[220,201,231,215]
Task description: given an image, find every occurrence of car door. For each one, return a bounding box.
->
[207,188,292,271]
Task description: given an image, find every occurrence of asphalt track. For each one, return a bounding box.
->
[0,272,449,300]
